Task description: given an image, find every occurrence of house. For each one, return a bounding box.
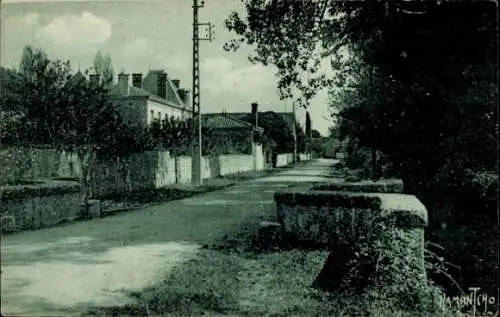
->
[203,103,306,166]
[200,103,266,169]
[201,104,264,156]
[95,69,192,128]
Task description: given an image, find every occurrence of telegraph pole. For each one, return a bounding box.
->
[292,100,298,164]
[191,0,214,185]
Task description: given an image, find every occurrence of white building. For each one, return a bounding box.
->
[102,70,192,127]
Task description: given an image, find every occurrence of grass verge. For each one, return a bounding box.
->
[81,212,475,317]
[100,179,235,206]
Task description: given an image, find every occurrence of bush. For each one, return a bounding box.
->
[340,221,444,315]
[465,169,497,207]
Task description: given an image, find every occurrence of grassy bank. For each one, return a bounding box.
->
[82,213,472,317]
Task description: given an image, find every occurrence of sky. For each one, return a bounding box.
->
[0,0,335,135]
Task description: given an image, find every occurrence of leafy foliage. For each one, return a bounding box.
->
[240,111,305,154]
[145,117,258,156]
[1,45,147,202]
[226,1,497,306]
[226,0,497,216]
[305,112,311,137]
[146,117,192,155]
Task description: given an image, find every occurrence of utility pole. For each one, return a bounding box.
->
[191,0,214,185]
[292,100,297,164]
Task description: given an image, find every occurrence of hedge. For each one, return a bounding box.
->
[0,179,80,201]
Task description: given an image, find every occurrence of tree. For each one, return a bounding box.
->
[225,0,497,201]
[225,0,497,298]
[2,45,146,207]
[19,45,49,78]
[311,129,321,138]
[8,46,71,145]
[241,111,295,154]
[93,51,114,87]
[0,67,23,113]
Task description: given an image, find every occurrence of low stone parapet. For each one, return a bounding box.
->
[274,185,428,294]
[0,179,81,234]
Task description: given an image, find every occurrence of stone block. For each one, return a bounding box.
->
[257,221,282,251]
[1,179,80,234]
[0,214,16,233]
[274,186,428,295]
[80,199,102,220]
[87,199,101,219]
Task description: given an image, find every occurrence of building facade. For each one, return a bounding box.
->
[103,70,191,128]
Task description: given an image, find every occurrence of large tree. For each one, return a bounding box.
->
[225,0,497,199]
[2,46,146,205]
[225,0,497,304]
[241,111,296,154]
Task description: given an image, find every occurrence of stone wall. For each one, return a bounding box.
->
[299,153,312,161]
[218,154,255,176]
[0,179,81,234]
[1,146,280,198]
[176,156,193,184]
[276,153,294,167]
[92,152,159,197]
[1,146,309,198]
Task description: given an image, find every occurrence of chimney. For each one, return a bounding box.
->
[118,73,130,95]
[251,102,258,128]
[178,88,191,107]
[143,70,168,99]
[132,73,143,88]
[172,79,180,88]
[184,89,191,108]
[158,72,167,99]
[89,74,100,86]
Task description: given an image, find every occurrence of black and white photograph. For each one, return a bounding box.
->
[0,0,498,316]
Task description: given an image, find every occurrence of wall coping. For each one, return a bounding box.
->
[274,187,428,228]
[0,179,80,201]
[312,179,404,193]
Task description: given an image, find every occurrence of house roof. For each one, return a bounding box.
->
[203,111,297,133]
[142,69,186,107]
[107,84,186,111]
[66,71,87,86]
[201,113,264,132]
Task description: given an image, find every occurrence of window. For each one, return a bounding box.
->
[150,110,154,122]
